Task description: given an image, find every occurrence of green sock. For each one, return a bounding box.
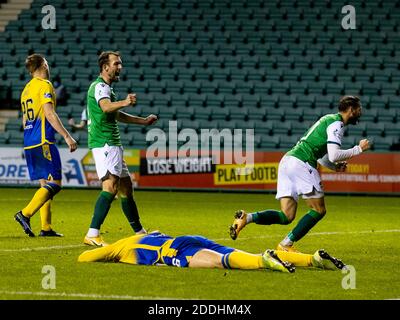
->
[89,191,114,229]
[251,210,289,225]
[121,196,143,232]
[287,209,323,242]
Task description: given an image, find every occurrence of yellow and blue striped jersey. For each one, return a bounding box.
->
[20,77,56,149]
[78,232,235,268]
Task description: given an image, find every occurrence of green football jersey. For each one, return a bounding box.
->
[286,113,345,168]
[87,76,121,149]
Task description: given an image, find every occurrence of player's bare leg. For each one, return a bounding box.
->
[188,249,224,268]
[279,197,298,222]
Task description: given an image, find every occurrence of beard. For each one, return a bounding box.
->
[348,116,360,125]
[111,71,120,82]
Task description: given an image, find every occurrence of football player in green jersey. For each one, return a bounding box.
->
[230,96,370,251]
[84,51,158,247]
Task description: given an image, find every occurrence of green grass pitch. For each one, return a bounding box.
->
[0,188,399,300]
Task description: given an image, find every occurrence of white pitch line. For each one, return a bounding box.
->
[1,229,400,252]
[0,244,84,252]
[0,290,187,300]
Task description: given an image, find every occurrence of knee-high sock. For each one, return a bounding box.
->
[287,209,323,242]
[89,191,114,229]
[120,196,143,232]
[221,251,264,270]
[22,187,51,218]
[250,210,289,225]
[40,200,52,231]
[275,250,313,267]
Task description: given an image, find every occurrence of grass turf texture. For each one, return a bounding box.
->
[0,188,399,300]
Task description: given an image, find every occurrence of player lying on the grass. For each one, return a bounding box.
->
[230,96,370,252]
[78,231,346,273]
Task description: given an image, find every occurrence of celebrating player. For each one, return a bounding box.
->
[230,96,371,251]
[78,231,345,272]
[14,53,77,237]
[84,51,158,247]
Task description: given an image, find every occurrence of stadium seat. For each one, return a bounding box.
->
[384,123,400,137]
[377,108,397,123]
[0,0,397,154]
[365,122,385,137]
[371,136,396,151]
[279,135,298,150]
[5,118,22,132]
[0,132,10,144]
[254,120,273,136]
[291,120,313,136]
[259,135,280,149]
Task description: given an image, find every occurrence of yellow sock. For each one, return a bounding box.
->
[40,200,52,231]
[22,187,51,218]
[276,250,313,267]
[224,251,264,270]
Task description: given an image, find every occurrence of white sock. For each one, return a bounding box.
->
[280,236,294,247]
[246,213,254,224]
[87,228,100,237]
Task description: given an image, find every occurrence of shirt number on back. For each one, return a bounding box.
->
[22,99,35,121]
[172,258,181,267]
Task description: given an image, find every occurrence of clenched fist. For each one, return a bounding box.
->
[359,139,371,152]
[145,114,158,125]
[124,93,137,106]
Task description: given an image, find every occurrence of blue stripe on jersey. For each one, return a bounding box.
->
[133,233,235,267]
[135,233,174,265]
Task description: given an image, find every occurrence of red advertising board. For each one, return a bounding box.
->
[2,147,397,194]
[139,151,400,194]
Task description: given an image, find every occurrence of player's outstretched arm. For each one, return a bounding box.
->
[327,139,370,163]
[78,246,116,262]
[117,111,158,126]
[99,94,136,113]
[43,102,77,152]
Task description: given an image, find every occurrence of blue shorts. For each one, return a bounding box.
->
[25,144,62,181]
[163,235,235,268]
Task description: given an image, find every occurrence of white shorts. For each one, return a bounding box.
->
[276,155,324,202]
[91,144,130,180]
